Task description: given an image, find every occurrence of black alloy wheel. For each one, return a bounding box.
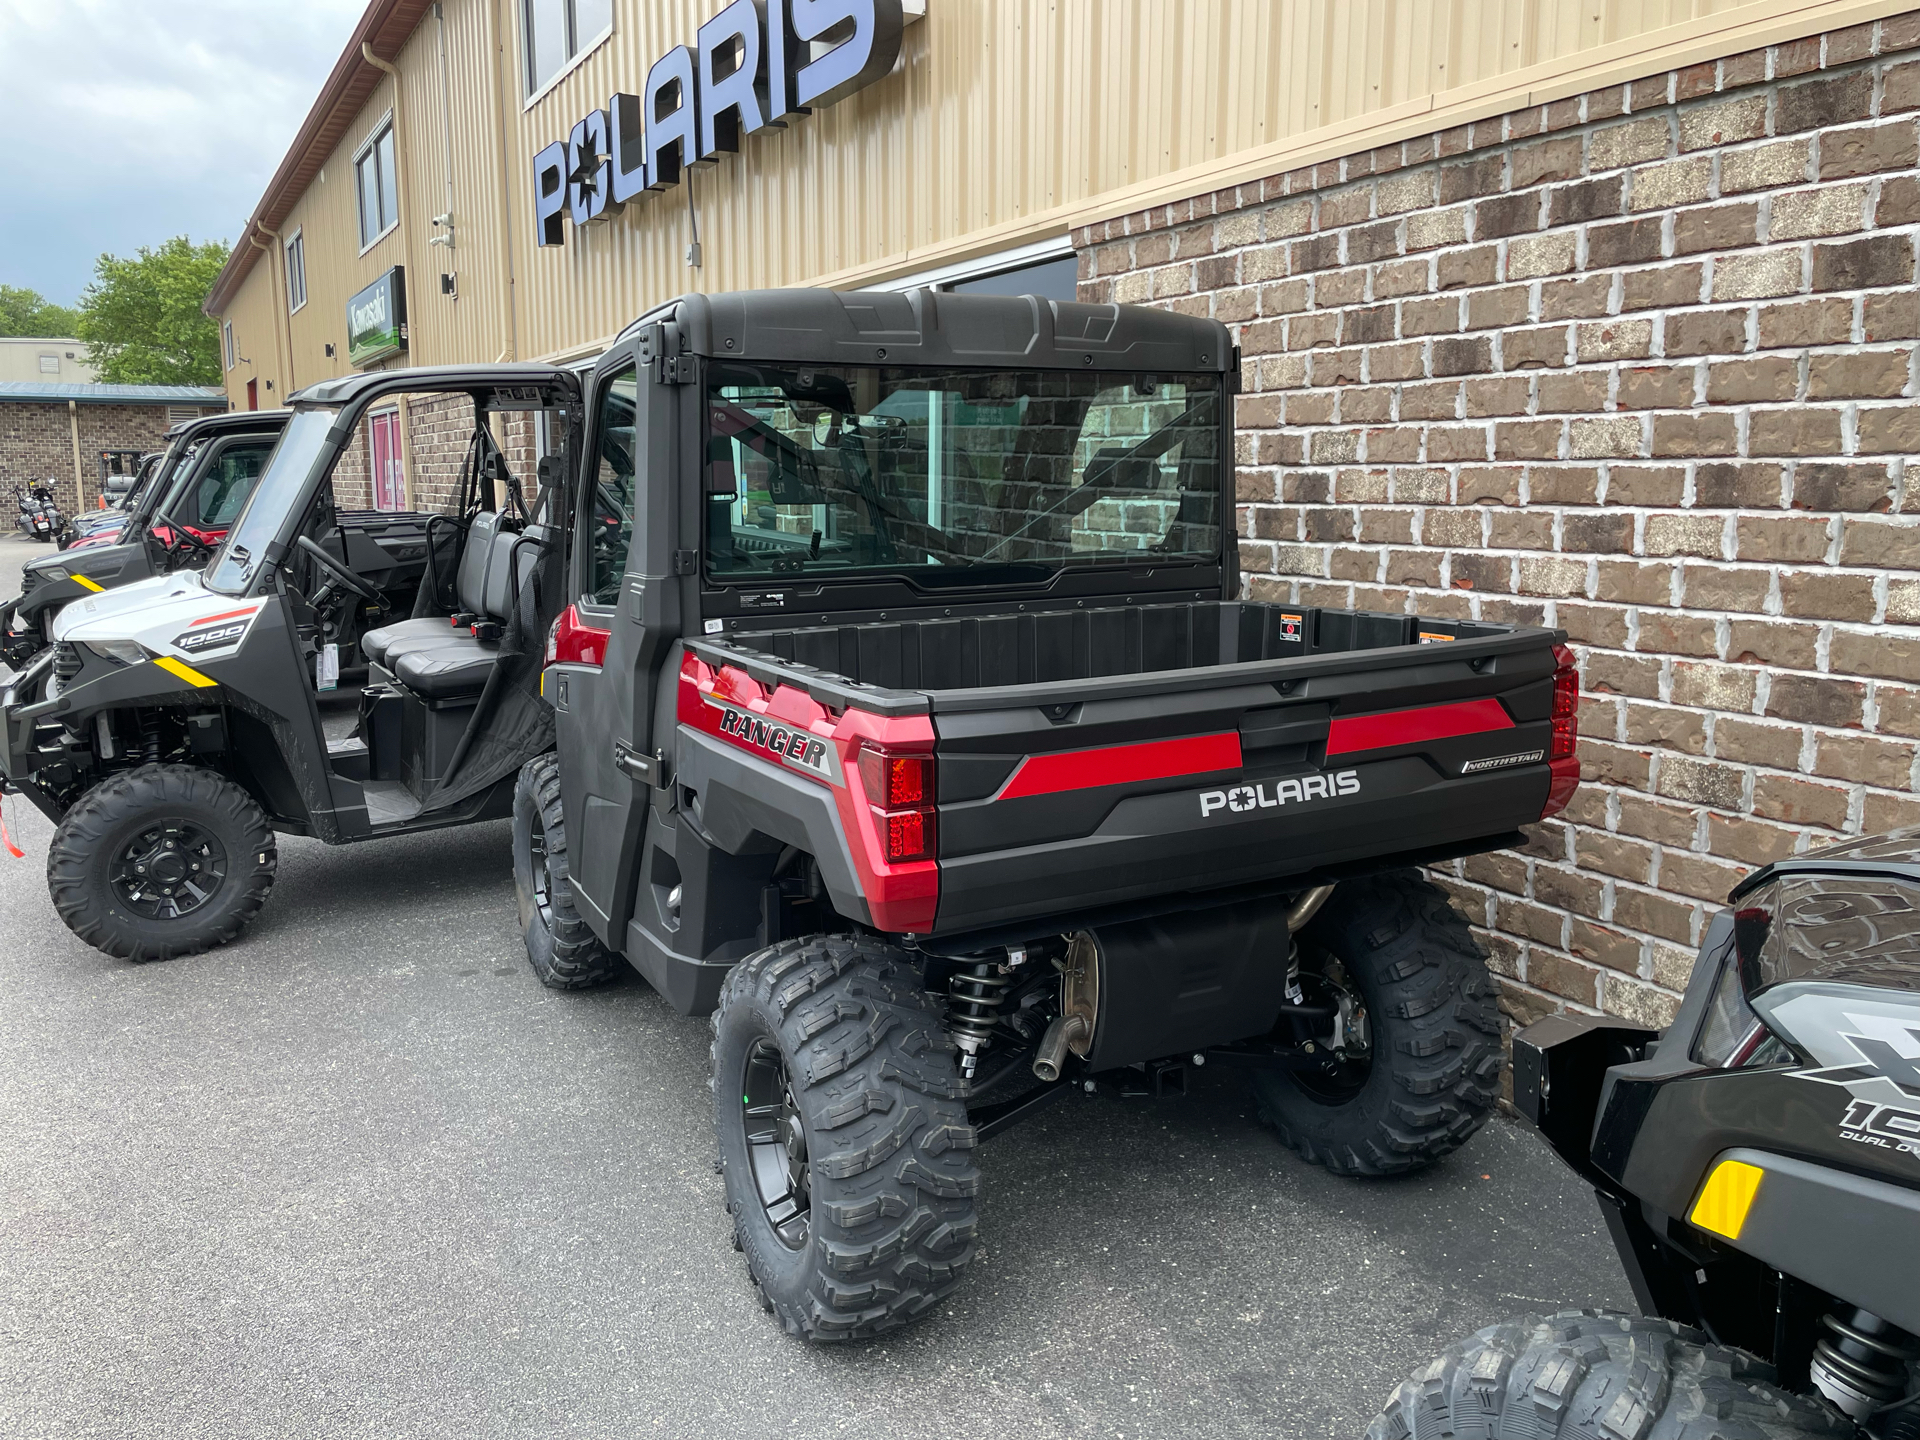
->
[107,820,228,920]
[711,935,980,1341]
[741,1038,811,1249]
[46,762,276,963]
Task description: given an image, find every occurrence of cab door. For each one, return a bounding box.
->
[550,329,683,945]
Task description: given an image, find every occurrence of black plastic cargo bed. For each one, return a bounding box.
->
[686,601,1570,934]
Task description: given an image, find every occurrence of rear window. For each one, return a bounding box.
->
[704,363,1222,586]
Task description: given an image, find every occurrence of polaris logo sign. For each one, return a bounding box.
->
[718,705,833,778]
[532,0,923,247]
[1200,770,1360,818]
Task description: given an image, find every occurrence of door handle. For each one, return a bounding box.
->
[614,741,660,785]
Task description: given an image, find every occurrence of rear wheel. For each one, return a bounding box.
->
[46,763,277,962]
[512,754,618,989]
[712,935,979,1341]
[1253,869,1500,1176]
[1369,1311,1851,1440]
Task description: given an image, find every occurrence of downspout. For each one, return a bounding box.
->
[67,400,84,511]
[250,226,295,393]
[488,0,519,360]
[363,41,411,367]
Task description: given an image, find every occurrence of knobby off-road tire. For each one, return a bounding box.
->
[47,763,277,963]
[1369,1311,1852,1440]
[1253,868,1501,1176]
[513,754,618,990]
[711,935,980,1341]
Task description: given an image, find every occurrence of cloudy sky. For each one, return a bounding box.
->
[0,0,367,307]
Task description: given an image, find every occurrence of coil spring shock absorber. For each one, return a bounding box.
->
[948,960,1013,1082]
[1810,1305,1919,1423]
[140,712,162,763]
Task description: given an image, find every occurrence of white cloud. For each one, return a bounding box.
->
[0,0,367,305]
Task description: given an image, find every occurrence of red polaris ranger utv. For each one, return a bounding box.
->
[517,288,1582,1339]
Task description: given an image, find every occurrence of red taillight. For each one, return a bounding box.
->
[883,809,933,863]
[1542,642,1581,819]
[859,748,932,809]
[548,603,610,667]
[860,743,936,863]
[1550,641,1579,762]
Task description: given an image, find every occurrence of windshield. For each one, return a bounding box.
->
[705,364,1222,584]
[203,409,336,595]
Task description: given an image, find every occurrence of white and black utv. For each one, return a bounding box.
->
[1371,833,1920,1440]
[0,364,581,961]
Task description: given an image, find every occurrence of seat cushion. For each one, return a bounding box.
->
[362,615,461,667]
[391,633,496,699]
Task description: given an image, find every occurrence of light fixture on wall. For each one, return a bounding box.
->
[325,343,336,358]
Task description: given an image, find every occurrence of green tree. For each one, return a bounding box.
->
[0,284,79,337]
[75,236,231,386]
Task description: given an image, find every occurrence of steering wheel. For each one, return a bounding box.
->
[295,534,383,604]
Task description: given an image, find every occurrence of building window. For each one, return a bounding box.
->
[223,321,236,371]
[38,354,59,374]
[355,119,400,250]
[285,230,307,313]
[523,0,612,97]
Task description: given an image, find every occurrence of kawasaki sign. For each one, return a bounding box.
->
[346,268,407,367]
[533,0,921,248]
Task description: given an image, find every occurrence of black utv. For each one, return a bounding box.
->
[2,411,288,669]
[0,364,580,961]
[512,287,1586,1339]
[1370,832,1920,1440]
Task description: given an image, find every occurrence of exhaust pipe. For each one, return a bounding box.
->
[1032,1012,1090,1082]
[1285,883,1336,932]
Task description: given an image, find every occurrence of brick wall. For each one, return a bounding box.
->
[331,393,540,516]
[1075,13,1920,1031]
[0,403,216,516]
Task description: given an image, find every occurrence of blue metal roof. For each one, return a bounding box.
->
[0,381,227,407]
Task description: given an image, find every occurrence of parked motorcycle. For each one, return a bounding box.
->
[14,483,64,544]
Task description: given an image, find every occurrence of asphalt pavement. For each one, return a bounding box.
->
[0,533,1633,1439]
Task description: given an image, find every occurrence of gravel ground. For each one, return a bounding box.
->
[0,533,1632,1439]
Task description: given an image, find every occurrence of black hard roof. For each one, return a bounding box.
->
[287,363,574,408]
[631,288,1233,374]
[167,408,290,440]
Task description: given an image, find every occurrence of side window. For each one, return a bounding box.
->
[585,366,639,606]
[196,443,271,528]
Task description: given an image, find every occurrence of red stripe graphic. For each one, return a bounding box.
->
[998,731,1243,800]
[1325,697,1514,757]
[190,605,261,625]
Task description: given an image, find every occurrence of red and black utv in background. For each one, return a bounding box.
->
[518,288,1583,1339]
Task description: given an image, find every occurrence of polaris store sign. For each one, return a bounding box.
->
[532,0,922,247]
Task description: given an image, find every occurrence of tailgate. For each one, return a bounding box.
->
[930,635,1561,934]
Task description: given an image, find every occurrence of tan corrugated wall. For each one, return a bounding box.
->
[217,0,1845,395]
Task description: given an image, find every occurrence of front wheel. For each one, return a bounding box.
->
[512,754,619,990]
[46,763,277,962]
[1369,1311,1851,1440]
[1253,869,1501,1176]
[711,935,980,1341]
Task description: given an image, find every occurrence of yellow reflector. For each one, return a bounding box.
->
[71,575,104,593]
[152,655,217,689]
[1691,1159,1765,1240]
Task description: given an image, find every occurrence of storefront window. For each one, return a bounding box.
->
[524,0,613,97]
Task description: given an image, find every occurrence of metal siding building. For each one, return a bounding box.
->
[206,0,1878,388]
